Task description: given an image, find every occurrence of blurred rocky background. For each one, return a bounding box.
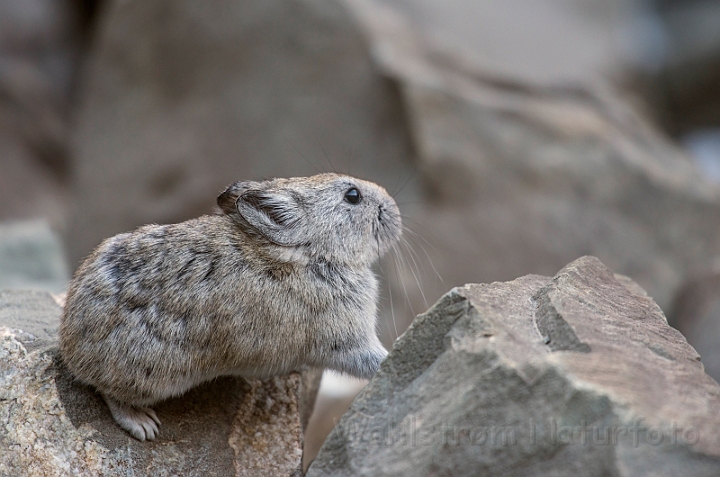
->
[3,0,720,471]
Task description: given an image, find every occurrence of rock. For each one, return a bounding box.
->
[0,0,89,227]
[0,289,62,343]
[345,0,720,324]
[68,0,415,265]
[299,368,324,433]
[307,256,720,476]
[0,220,70,293]
[0,290,318,477]
[356,0,635,86]
[302,372,370,471]
[670,265,720,383]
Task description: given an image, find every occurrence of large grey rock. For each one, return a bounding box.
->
[0,0,86,227]
[308,256,720,476]
[68,0,415,266]
[370,0,636,86]
[0,220,70,293]
[0,290,318,477]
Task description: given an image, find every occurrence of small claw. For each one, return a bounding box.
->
[143,407,162,426]
[103,394,161,441]
[142,419,157,441]
[129,425,147,442]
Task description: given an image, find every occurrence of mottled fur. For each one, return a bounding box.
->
[59,173,401,441]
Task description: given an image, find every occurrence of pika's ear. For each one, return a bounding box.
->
[217,181,255,215]
[235,189,307,246]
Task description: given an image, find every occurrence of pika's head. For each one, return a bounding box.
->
[218,173,401,266]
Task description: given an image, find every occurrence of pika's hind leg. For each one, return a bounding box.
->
[103,394,161,441]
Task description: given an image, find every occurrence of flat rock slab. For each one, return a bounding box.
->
[308,256,720,477]
[0,290,61,343]
[0,291,308,477]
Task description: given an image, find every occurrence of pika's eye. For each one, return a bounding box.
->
[344,187,361,204]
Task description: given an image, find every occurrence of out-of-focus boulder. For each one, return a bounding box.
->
[366,0,636,86]
[68,0,415,266]
[0,0,89,227]
[308,256,720,476]
[345,0,720,324]
[670,264,720,383]
[0,220,69,293]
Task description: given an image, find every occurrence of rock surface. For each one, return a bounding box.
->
[68,0,415,266]
[308,256,720,476]
[366,0,635,86]
[0,0,88,228]
[0,290,317,477]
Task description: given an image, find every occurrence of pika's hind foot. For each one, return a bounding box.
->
[103,394,161,441]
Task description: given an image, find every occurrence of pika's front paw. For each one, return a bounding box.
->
[103,394,161,441]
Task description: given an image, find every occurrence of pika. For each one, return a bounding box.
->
[59,173,401,441]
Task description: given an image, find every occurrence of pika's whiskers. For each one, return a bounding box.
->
[387,249,399,341]
[402,223,443,284]
[285,137,322,174]
[399,236,429,309]
[391,243,417,320]
[391,167,417,199]
[314,136,337,173]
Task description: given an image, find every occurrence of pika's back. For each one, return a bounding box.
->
[64,215,243,313]
[59,216,253,389]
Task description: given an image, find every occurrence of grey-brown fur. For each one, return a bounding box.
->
[59,173,401,441]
